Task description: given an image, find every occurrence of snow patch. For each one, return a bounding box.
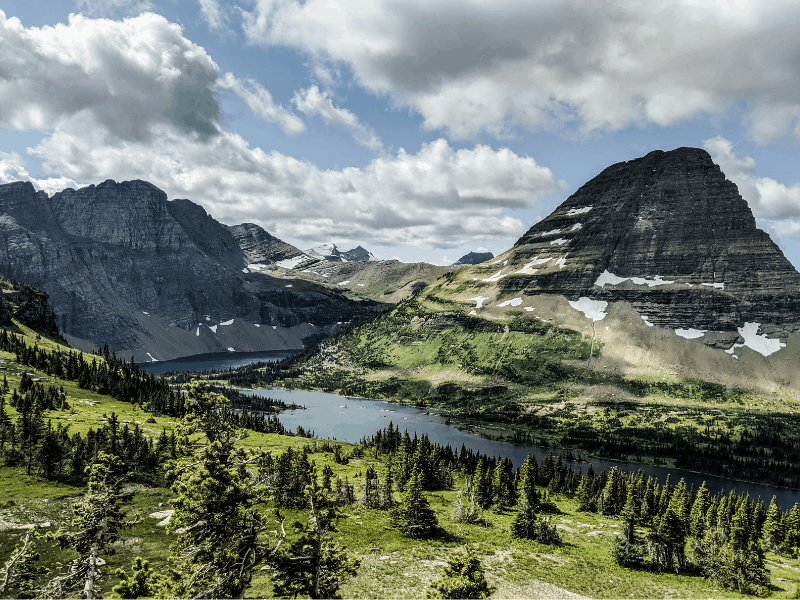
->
[737,322,786,356]
[568,297,608,321]
[357,284,365,287]
[469,310,477,315]
[338,280,350,286]
[524,307,534,312]
[497,297,523,307]
[550,238,568,246]
[196,326,200,336]
[541,229,561,237]
[594,270,674,288]
[254,324,260,327]
[641,316,654,327]
[482,270,505,282]
[146,353,158,362]
[675,328,706,339]
[227,347,235,352]
[242,268,249,273]
[142,311,149,315]
[205,315,210,321]
[276,256,306,270]
[569,223,583,232]
[468,296,490,309]
[556,255,567,269]
[272,326,277,329]
[209,325,218,334]
[565,206,593,216]
[285,284,293,288]
[220,319,234,326]
[701,282,725,289]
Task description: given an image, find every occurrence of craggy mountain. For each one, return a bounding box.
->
[454,251,494,265]
[0,179,385,361]
[286,147,800,404]
[305,242,378,263]
[507,147,800,351]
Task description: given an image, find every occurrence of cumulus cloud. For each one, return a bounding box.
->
[242,0,800,142]
[75,0,153,18]
[218,73,306,135]
[0,151,85,196]
[0,11,221,141]
[705,136,800,239]
[292,86,382,152]
[29,127,564,247]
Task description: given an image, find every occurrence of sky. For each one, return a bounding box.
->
[1,0,800,268]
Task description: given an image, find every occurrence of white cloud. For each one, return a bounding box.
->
[29,128,564,247]
[0,11,221,141]
[292,86,382,152]
[0,151,85,196]
[242,0,800,142]
[704,136,800,239]
[218,73,306,135]
[198,0,228,32]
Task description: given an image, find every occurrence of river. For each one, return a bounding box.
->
[242,387,800,509]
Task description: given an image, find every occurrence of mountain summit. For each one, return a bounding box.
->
[507,147,800,350]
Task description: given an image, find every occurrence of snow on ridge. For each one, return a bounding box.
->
[275,256,307,270]
[540,229,561,237]
[497,297,522,307]
[675,328,706,339]
[220,319,234,326]
[550,238,568,246]
[568,297,608,321]
[701,282,725,289]
[468,296,490,309]
[565,206,593,216]
[482,270,505,282]
[594,269,674,288]
[737,322,786,356]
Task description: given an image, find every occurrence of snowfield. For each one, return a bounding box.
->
[568,297,608,321]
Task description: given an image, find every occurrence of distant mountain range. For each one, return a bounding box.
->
[453,251,494,265]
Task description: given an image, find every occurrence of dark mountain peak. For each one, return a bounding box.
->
[167,199,246,270]
[226,222,308,266]
[507,146,800,345]
[454,251,494,265]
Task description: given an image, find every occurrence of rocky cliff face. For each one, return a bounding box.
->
[0,180,384,360]
[0,276,61,338]
[506,147,800,348]
[454,251,494,265]
[226,223,313,267]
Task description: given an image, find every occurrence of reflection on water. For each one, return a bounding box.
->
[244,387,800,510]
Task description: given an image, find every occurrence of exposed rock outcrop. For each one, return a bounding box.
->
[0,276,61,338]
[0,180,385,360]
[454,251,494,265]
[226,223,314,268]
[505,147,800,347]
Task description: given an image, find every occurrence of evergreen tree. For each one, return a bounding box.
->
[690,482,711,540]
[785,503,800,556]
[44,453,127,599]
[271,476,360,599]
[599,467,623,517]
[381,459,395,510]
[112,557,168,599]
[361,465,381,509]
[390,467,439,538]
[763,496,784,553]
[426,549,494,600]
[613,481,642,567]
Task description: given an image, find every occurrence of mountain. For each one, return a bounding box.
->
[305,242,377,262]
[225,223,318,270]
[0,276,61,339]
[508,147,800,350]
[454,251,494,265]
[0,180,385,361]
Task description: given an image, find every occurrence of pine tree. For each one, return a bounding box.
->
[763,496,784,553]
[690,482,711,540]
[43,452,127,599]
[381,459,395,510]
[361,465,381,508]
[390,467,439,538]
[112,557,168,599]
[613,481,642,567]
[271,476,360,599]
[426,549,494,599]
[599,467,623,517]
[785,503,800,556]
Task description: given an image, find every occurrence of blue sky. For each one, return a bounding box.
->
[1,0,800,268]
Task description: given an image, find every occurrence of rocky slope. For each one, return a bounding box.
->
[454,251,494,265]
[0,180,384,361]
[0,276,61,339]
[305,242,377,262]
[226,223,318,270]
[503,147,800,350]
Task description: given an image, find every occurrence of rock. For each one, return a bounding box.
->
[226,222,314,267]
[506,147,800,348]
[454,251,494,265]
[0,179,385,359]
[305,242,377,262]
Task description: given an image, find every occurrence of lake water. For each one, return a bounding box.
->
[243,387,800,509]
[138,350,299,375]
